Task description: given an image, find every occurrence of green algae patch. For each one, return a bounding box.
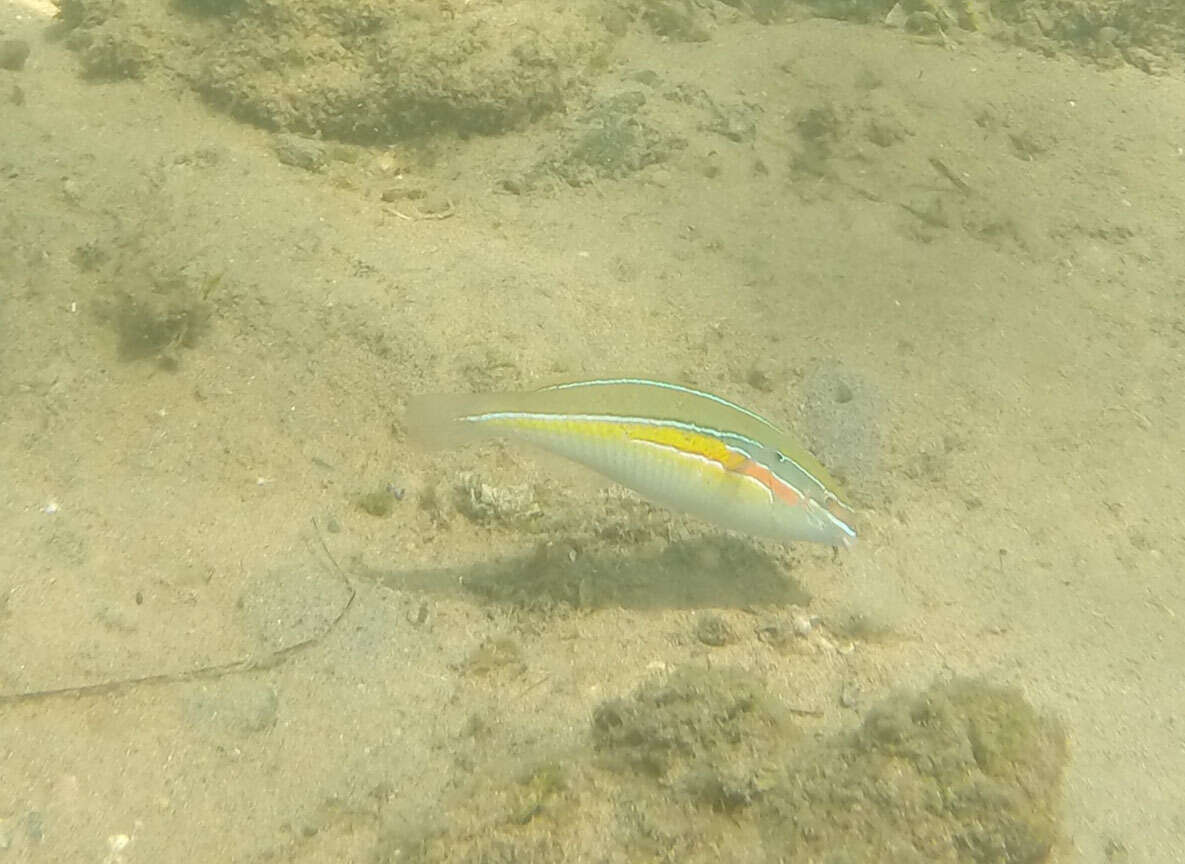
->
[592,666,795,810]
[763,678,1069,864]
[54,0,615,142]
[389,670,1068,863]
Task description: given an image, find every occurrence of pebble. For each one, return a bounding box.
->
[694,612,736,647]
[792,614,816,637]
[273,134,326,172]
[61,178,82,205]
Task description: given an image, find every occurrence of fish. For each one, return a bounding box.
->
[405,377,857,548]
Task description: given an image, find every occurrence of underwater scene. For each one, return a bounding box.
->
[1,1,1182,861]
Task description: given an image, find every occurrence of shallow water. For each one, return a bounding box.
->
[1,2,1182,861]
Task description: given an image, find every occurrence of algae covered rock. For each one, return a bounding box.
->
[763,677,1068,863]
[398,669,1067,864]
[593,665,796,809]
[54,0,615,141]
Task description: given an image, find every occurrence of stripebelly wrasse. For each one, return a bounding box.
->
[405,377,857,549]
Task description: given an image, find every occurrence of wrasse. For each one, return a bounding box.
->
[406,378,857,549]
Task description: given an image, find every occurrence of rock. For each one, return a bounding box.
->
[273,134,326,172]
[693,612,736,647]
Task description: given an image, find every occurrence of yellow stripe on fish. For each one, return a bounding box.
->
[405,377,857,548]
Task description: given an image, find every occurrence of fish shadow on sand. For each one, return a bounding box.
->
[368,535,811,611]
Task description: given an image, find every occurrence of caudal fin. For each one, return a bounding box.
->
[403,391,506,449]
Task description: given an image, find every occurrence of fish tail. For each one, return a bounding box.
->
[404,391,509,449]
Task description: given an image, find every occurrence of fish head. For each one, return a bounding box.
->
[809,490,858,549]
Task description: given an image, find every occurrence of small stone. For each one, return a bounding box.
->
[273,134,326,172]
[454,473,541,525]
[756,618,791,648]
[380,186,425,202]
[1032,9,1056,36]
[356,489,394,517]
[647,167,672,188]
[694,612,736,647]
[463,636,523,676]
[884,2,907,29]
[61,178,81,205]
[905,11,939,34]
[1123,47,1165,75]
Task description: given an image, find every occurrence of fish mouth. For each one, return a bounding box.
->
[817,495,859,549]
